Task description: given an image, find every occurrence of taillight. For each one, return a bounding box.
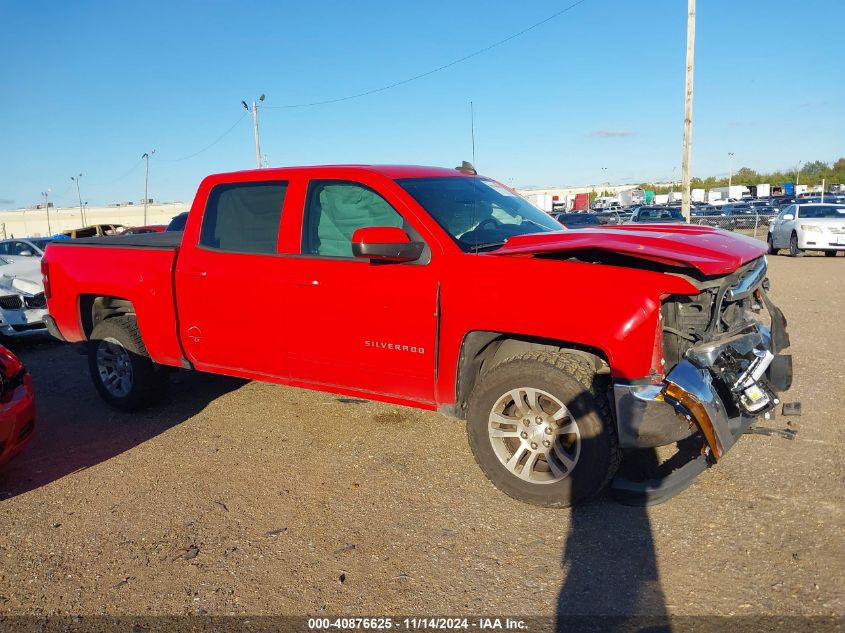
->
[0,346,23,379]
[41,259,51,299]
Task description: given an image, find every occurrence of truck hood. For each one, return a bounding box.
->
[492,224,767,276]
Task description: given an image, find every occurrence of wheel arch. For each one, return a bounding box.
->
[79,294,136,339]
[451,331,610,420]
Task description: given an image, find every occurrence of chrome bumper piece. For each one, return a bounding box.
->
[614,322,779,459]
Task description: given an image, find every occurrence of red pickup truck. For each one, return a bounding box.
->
[41,165,792,506]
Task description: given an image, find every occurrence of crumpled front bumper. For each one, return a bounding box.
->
[611,316,791,504]
[615,321,788,455]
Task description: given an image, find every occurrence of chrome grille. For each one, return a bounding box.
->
[0,295,23,310]
[24,293,46,309]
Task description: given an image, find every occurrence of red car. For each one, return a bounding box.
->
[0,345,35,467]
[41,165,791,506]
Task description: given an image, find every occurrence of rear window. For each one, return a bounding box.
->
[200,182,287,253]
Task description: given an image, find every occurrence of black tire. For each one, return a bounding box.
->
[767,233,778,255]
[824,251,837,257]
[88,316,168,411]
[466,351,621,508]
[789,232,803,257]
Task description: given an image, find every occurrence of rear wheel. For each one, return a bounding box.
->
[789,232,803,257]
[88,316,167,410]
[466,351,620,507]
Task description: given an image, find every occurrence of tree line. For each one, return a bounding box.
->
[639,158,845,195]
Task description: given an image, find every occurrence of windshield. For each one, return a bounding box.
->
[561,215,599,225]
[798,205,845,219]
[396,177,562,251]
[28,239,51,251]
[638,208,684,221]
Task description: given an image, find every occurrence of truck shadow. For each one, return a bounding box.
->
[556,380,670,632]
[556,495,670,632]
[0,338,246,500]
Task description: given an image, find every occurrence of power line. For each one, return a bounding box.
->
[153,113,248,162]
[93,157,144,187]
[264,0,592,110]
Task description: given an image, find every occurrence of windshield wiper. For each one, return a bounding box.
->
[468,241,507,253]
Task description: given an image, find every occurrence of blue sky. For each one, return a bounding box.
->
[1,0,842,209]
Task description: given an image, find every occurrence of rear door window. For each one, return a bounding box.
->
[200,181,288,254]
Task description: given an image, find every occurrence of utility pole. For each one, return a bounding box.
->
[41,190,52,236]
[728,152,735,193]
[796,160,803,186]
[680,0,696,222]
[71,173,84,226]
[242,94,265,168]
[142,150,155,225]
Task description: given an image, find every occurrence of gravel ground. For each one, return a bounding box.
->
[0,254,842,620]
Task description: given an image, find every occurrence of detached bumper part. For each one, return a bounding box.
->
[612,322,780,505]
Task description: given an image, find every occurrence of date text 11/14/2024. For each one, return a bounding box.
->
[307,617,528,630]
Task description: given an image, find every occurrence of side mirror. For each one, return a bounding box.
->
[19,250,33,257]
[351,227,424,263]
[782,214,794,221]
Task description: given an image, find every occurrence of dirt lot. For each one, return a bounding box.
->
[0,255,843,621]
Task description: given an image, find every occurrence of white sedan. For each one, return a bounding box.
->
[0,255,48,338]
[767,203,845,257]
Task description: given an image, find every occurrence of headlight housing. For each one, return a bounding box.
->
[800,224,823,232]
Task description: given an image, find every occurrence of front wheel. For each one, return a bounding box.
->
[88,316,168,410]
[466,351,620,507]
[789,232,803,257]
[767,233,778,255]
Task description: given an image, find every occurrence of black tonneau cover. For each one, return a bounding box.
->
[54,232,184,249]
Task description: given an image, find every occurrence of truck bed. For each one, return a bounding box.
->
[43,233,186,367]
[60,232,183,249]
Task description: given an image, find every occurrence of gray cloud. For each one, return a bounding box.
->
[0,198,15,205]
[590,129,636,138]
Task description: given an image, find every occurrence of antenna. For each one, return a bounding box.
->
[470,100,476,165]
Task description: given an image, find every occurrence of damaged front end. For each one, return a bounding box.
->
[0,278,50,338]
[612,256,792,504]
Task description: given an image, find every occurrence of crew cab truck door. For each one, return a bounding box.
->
[282,178,439,404]
[175,179,292,377]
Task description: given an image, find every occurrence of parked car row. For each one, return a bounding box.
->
[550,200,845,259]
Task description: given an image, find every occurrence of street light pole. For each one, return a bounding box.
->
[71,173,84,226]
[41,190,52,236]
[796,160,803,186]
[242,94,265,168]
[142,150,155,225]
[680,0,696,222]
